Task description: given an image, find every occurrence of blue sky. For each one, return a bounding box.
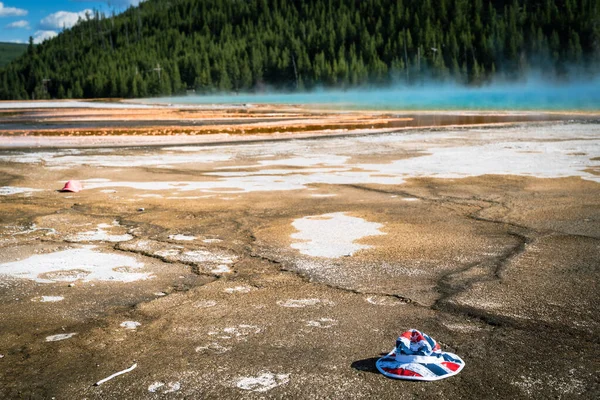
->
[0,1,143,44]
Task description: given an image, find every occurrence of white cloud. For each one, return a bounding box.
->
[33,30,58,44]
[5,19,29,29]
[40,9,92,30]
[0,2,27,17]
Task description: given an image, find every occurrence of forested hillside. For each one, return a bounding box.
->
[0,42,27,68]
[0,0,598,100]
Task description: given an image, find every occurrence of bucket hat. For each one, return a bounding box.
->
[376,329,465,381]
[61,180,83,193]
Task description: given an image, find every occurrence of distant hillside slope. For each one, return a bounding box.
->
[0,42,27,68]
[0,0,598,100]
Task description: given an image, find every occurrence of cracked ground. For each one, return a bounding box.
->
[0,116,599,399]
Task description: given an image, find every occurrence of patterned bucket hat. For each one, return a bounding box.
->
[376,329,465,381]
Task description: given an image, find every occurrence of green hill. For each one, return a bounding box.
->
[0,42,27,68]
[0,0,598,100]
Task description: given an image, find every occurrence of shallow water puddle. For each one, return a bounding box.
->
[195,342,230,354]
[147,381,181,394]
[290,212,385,258]
[366,295,407,306]
[181,250,236,264]
[81,169,403,193]
[66,222,133,243]
[120,321,141,330]
[276,298,335,308]
[119,239,235,275]
[224,286,253,294]
[32,296,64,303]
[305,318,337,328]
[258,154,350,167]
[0,186,42,196]
[168,234,196,241]
[0,246,151,283]
[235,372,290,393]
[4,152,232,168]
[207,325,261,340]
[45,333,77,342]
[194,300,217,308]
[210,265,232,274]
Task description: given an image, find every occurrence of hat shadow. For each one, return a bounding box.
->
[351,354,387,374]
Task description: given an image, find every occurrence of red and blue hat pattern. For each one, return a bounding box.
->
[376,329,465,381]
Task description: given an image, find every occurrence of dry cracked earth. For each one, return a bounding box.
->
[0,106,599,399]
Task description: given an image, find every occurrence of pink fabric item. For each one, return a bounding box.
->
[61,180,83,193]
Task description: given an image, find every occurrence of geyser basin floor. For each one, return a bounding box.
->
[1,103,597,149]
[0,117,598,399]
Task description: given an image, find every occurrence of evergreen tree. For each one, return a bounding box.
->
[0,0,597,99]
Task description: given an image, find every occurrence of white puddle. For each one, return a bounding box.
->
[276,298,335,308]
[305,318,337,328]
[181,250,236,265]
[259,155,349,167]
[32,296,64,303]
[441,322,484,333]
[0,148,230,168]
[0,246,151,283]
[81,172,403,193]
[224,286,253,294]
[168,234,196,241]
[205,167,350,177]
[9,224,56,237]
[120,321,141,330]
[66,226,133,243]
[361,138,600,183]
[155,249,180,257]
[208,325,261,340]
[210,265,232,274]
[0,187,42,196]
[143,245,236,274]
[148,382,164,393]
[235,372,290,393]
[148,381,181,393]
[290,212,385,258]
[195,342,230,354]
[194,300,217,308]
[366,296,406,306]
[45,333,77,342]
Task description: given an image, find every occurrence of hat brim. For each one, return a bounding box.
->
[376,349,465,381]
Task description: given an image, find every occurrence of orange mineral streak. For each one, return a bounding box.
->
[0,103,596,145]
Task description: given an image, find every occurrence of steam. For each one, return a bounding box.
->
[151,74,600,111]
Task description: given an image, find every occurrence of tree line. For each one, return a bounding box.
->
[0,0,598,100]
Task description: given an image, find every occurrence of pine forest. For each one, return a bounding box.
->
[0,0,598,100]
